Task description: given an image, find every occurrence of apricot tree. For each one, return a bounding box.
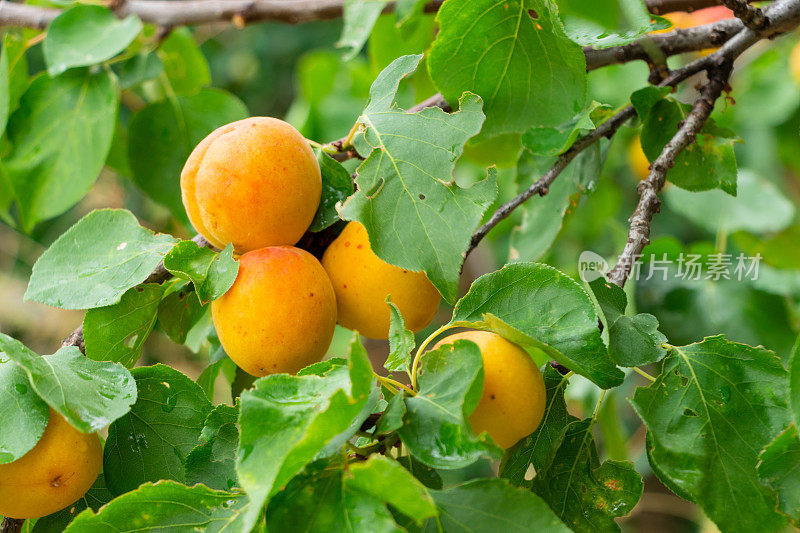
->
[0,0,799,532]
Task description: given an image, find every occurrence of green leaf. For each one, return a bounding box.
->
[532,418,643,532]
[157,285,207,344]
[31,474,112,533]
[791,335,800,424]
[348,456,438,524]
[664,170,795,234]
[185,404,240,491]
[450,262,624,389]
[25,209,177,310]
[396,456,443,490]
[758,424,800,525]
[510,141,604,262]
[103,364,212,495]
[630,85,671,119]
[0,334,136,433]
[521,103,603,156]
[113,51,163,90]
[337,0,389,60]
[501,366,577,486]
[399,341,503,469]
[640,97,738,194]
[236,341,375,528]
[157,28,210,96]
[83,284,164,368]
[423,478,572,532]
[43,5,142,76]
[311,151,354,232]
[0,358,48,464]
[0,33,28,136]
[589,277,667,367]
[376,392,406,435]
[128,88,248,222]
[428,0,586,138]
[341,55,495,303]
[164,241,238,304]
[384,299,415,374]
[64,481,248,532]
[4,69,118,230]
[560,0,670,48]
[630,336,792,532]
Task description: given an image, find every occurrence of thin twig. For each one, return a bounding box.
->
[607,0,800,285]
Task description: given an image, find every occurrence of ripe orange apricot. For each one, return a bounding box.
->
[790,42,800,86]
[181,117,321,252]
[434,330,546,449]
[0,410,102,519]
[321,222,441,339]
[212,246,336,376]
[627,135,650,180]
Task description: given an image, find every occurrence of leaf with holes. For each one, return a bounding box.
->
[83,284,164,368]
[630,336,792,532]
[341,55,495,303]
[428,0,586,138]
[532,418,644,532]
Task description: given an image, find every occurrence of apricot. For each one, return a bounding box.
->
[627,135,650,180]
[181,117,321,252]
[434,331,546,449]
[0,410,102,519]
[321,222,441,339]
[790,42,800,86]
[212,246,336,376]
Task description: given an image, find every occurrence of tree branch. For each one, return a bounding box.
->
[606,0,800,286]
[719,0,768,30]
[0,518,23,533]
[0,0,744,30]
[606,66,732,286]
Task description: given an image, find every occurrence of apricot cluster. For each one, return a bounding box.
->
[181,118,441,377]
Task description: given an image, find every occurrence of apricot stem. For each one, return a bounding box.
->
[375,374,416,396]
[410,324,454,390]
[633,367,657,382]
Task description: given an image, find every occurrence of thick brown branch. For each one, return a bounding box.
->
[719,0,768,29]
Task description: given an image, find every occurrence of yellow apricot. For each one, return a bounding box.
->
[790,41,800,86]
[0,410,102,519]
[321,222,441,339]
[181,117,321,253]
[434,331,546,449]
[627,135,650,180]
[212,246,336,376]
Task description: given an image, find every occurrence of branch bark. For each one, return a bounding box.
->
[719,0,768,29]
[0,518,23,533]
[0,0,741,30]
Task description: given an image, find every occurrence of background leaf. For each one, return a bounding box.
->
[25,209,176,309]
[43,6,142,76]
[4,70,118,230]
